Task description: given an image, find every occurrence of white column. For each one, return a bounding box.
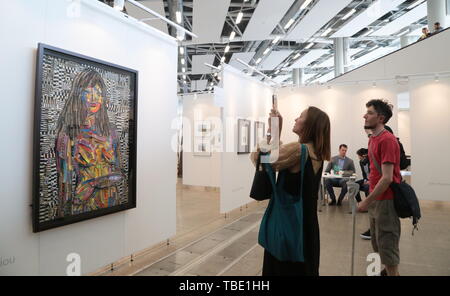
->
[292,68,303,86]
[334,37,349,77]
[427,0,447,31]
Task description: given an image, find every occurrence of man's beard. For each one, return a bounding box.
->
[364,125,375,130]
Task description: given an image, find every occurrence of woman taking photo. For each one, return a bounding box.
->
[251,106,330,276]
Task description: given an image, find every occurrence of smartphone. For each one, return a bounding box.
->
[272,94,278,111]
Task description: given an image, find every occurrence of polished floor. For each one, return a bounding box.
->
[99,180,450,276]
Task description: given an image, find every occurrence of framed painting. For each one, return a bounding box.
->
[32,43,138,232]
[254,121,265,147]
[237,119,251,154]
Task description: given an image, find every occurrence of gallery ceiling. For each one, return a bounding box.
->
[119,0,429,93]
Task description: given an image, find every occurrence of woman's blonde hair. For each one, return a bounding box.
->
[300,106,331,161]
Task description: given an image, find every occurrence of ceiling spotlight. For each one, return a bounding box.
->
[435,75,439,82]
[300,0,313,10]
[179,47,184,55]
[256,58,262,64]
[236,12,243,24]
[229,31,236,41]
[284,18,294,30]
[372,82,377,88]
[224,45,230,53]
[182,67,186,72]
[214,73,218,77]
[263,48,270,55]
[321,28,332,37]
[293,53,301,59]
[183,75,186,79]
[274,69,280,74]
[221,56,226,63]
[176,11,182,24]
[305,42,314,49]
[272,36,281,44]
[342,9,356,20]
[181,58,185,65]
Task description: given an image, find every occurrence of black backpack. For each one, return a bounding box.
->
[397,139,409,170]
[370,150,421,235]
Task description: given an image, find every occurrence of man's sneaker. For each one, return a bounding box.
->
[328,200,337,206]
[360,229,371,240]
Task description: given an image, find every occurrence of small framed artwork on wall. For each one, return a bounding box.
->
[237,119,251,154]
[254,121,266,147]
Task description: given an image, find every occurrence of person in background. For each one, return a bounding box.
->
[418,27,431,41]
[356,148,371,240]
[324,145,356,206]
[433,22,444,34]
[359,99,402,276]
[355,148,370,204]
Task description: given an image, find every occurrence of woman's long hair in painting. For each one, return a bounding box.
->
[55,68,122,218]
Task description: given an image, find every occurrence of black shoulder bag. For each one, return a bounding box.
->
[370,150,421,234]
[249,152,274,201]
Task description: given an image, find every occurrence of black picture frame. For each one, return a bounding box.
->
[32,43,138,232]
[237,119,251,154]
[254,121,265,147]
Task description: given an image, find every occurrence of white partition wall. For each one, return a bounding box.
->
[277,84,399,179]
[0,0,177,275]
[182,93,221,187]
[220,66,273,213]
[410,79,450,201]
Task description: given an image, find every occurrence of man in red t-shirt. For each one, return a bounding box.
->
[358,99,401,276]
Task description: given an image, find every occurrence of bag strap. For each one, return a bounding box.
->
[299,144,307,200]
[370,148,403,183]
[369,149,381,175]
[264,143,308,196]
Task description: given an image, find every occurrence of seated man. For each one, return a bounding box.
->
[355,148,370,203]
[324,144,356,206]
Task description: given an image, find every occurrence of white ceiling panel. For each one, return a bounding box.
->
[407,27,423,36]
[287,0,353,41]
[229,52,256,71]
[258,51,293,70]
[351,46,399,67]
[273,74,291,83]
[125,0,168,34]
[309,71,335,84]
[288,50,329,68]
[314,57,334,68]
[192,80,208,91]
[331,0,407,38]
[191,54,215,75]
[242,0,295,41]
[372,2,427,36]
[193,0,231,44]
[312,48,365,68]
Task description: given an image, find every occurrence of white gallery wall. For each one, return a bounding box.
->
[182,93,221,187]
[332,29,450,84]
[410,79,450,201]
[277,84,399,179]
[331,28,450,202]
[0,0,178,275]
[220,66,273,213]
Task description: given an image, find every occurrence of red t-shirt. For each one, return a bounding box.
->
[368,130,402,200]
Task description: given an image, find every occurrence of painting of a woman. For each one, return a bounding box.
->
[55,68,124,217]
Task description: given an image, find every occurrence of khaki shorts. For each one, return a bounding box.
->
[368,199,401,266]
